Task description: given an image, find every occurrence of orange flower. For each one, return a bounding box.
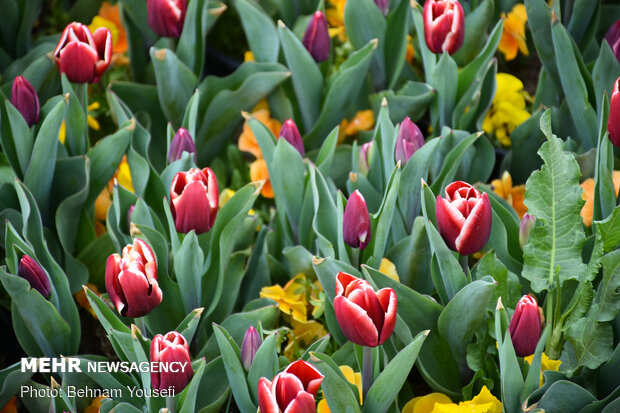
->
[0,397,18,413]
[491,171,527,219]
[498,4,529,61]
[84,396,106,413]
[239,108,282,160]
[250,158,274,198]
[89,2,128,65]
[580,171,620,226]
[75,283,101,319]
[338,110,375,142]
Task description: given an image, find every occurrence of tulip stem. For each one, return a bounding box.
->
[166,396,176,413]
[351,248,360,269]
[362,345,373,402]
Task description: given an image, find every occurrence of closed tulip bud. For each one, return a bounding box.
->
[168,127,196,163]
[18,255,51,298]
[105,239,162,317]
[54,23,112,83]
[241,326,261,371]
[170,168,219,234]
[147,0,187,38]
[334,272,397,347]
[11,76,40,127]
[375,0,390,15]
[436,181,492,255]
[519,213,535,249]
[509,295,542,357]
[343,190,371,250]
[126,205,135,232]
[609,77,620,148]
[279,119,305,157]
[604,19,620,64]
[394,116,424,164]
[151,331,193,394]
[258,360,323,413]
[303,11,330,63]
[423,0,465,55]
[359,142,373,175]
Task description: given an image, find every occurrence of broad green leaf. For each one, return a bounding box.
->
[237,0,279,63]
[593,96,615,223]
[174,232,205,314]
[384,0,411,89]
[524,0,561,91]
[593,250,620,322]
[270,139,305,236]
[592,42,620,114]
[176,308,204,344]
[370,81,436,124]
[431,53,458,129]
[474,252,521,309]
[178,359,207,413]
[430,132,480,195]
[310,353,361,413]
[536,381,596,412]
[564,317,613,370]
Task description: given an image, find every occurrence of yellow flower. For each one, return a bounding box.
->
[483,73,531,147]
[326,0,347,40]
[115,155,134,193]
[283,319,328,360]
[403,393,452,413]
[317,365,363,412]
[338,110,375,143]
[58,102,102,143]
[244,51,255,62]
[491,171,527,219]
[239,108,282,160]
[260,273,310,322]
[84,396,106,413]
[59,120,66,144]
[250,158,274,199]
[89,2,128,65]
[579,171,620,226]
[524,352,562,386]
[430,386,502,413]
[498,4,529,61]
[220,188,256,216]
[406,35,415,66]
[75,283,101,319]
[379,258,400,282]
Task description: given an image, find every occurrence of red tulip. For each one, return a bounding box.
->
[147,0,187,38]
[508,295,542,357]
[279,119,305,157]
[343,190,371,250]
[170,167,219,234]
[394,116,424,165]
[609,77,620,148]
[604,19,620,64]
[168,127,196,163]
[151,331,194,394]
[435,181,492,255]
[11,76,40,127]
[333,272,397,347]
[257,360,323,413]
[53,22,112,83]
[423,0,465,55]
[105,238,162,317]
[303,11,330,63]
[18,255,51,298]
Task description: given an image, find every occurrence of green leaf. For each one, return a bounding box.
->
[474,252,521,309]
[384,0,411,89]
[2,101,33,177]
[368,165,400,269]
[410,2,436,78]
[522,326,551,403]
[430,132,481,195]
[593,96,615,223]
[247,332,279,403]
[498,328,525,413]
[370,81,436,124]
[177,0,224,75]
[174,231,205,314]
[564,317,613,370]
[176,308,204,344]
[592,42,620,114]
[310,352,361,413]
[178,359,207,413]
[524,0,561,91]
[593,250,620,322]
[536,381,596,412]
[84,287,131,335]
[310,165,339,258]
[237,0,279,63]
[452,0,494,65]
[431,53,458,129]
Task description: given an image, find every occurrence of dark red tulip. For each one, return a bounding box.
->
[257,360,323,413]
[241,326,261,371]
[11,76,40,127]
[423,0,465,55]
[375,0,390,15]
[609,77,620,148]
[151,331,193,394]
[170,168,219,234]
[394,116,424,165]
[343,190,371,250]
[279,119,305,157]
[18,255,51,298]
[168,127,196,163]
[435,181,492,255]
[302,11,330,63]
[509,295,542,357]
[604,19,620,64]
[147,0,187,38]
[333,272,397,347]
[105,238,162,317]
[53,22,112,83]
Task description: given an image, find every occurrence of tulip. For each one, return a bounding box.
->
[11,76,40,127]
[105,238,162,317]
[435,181,492,255]
[279,119,305,157]
[147,0,187,38]
[375,0,390,16]
[333,272,397,347]
[170,167,219,234]
[604,19,620,64]
[609,77,620,148]
[519,213,535,249]
[394,117,424,165]
[509,295,542,357]
[257,359,323,413]
[359,142,373,175]
[302,11,330,63]
[126,205,135,232]
[151,331,193,394]
[18,255,51,298]
[423,0,465,55]
[241,326,262,371]
[53,22,112,83]
[168,127,196,163]
[343,190,371,250]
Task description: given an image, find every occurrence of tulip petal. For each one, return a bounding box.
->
[158,344,194,391]
[105,254,126,314]
[435,195,464,251]
[284,360,324,396]
[117,269,163,317]
[172,180,212,234]
[454,192,492,255]
[335,271,358,296]
[258,377,280,413]
[376,288,397,345]
[283,391,316,413]
[59,42,98,83]
[275,373,305,410]
[334,295,379,347]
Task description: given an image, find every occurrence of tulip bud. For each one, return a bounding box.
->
[604,19,620,64]
[519,213,535,249]
[435,181,492,255]
[343,190,371,250]
[151,331,193,394]
[423,0,465,55]
[509,295,542,357]
[170,168,219,234]
[375,0,390,16]
[11,76,40,127]
[240,326,262,371]
[147,0,187,38]
[258,360,323,413]
[105,239,162,317]
[394,117,424,165]
[302,11,330,62]
[168,127,196,163]
[54,23,112,83]
[18,255,51,298]
[359,142,373,175]
[609,77,620,148]
[126,205,135,232]
[279,119,305,157]
[334,272,397,347]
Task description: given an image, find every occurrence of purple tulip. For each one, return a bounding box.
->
[168,127,196,163]
[302,11,330,62]
[11,76,40,127]
[279,119,305,157]
[604,19,620,64]
[375,0,390,15]
[18,255,51,298]
[519,213,535,249]
[359,142,373,175]
[241,326,262,371]
[394,117,424,165]
[343,190,371,250]
[609,77,620,148]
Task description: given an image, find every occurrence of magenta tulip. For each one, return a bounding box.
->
[302,11,330,62]
[53,22,112,83]
[604,19,620,64]
[241,326,262,371]
[334,272,397,347]
[375,0,390,15]
[168,127,196,163]
[18,255,51,298]
[151,331,193,394]
[257,360,323,413]
[359,141,373,175]
[11,76,40,127]
[423,0,465,55]
[170,167,219,234]
[519,213,535,249]
[609,77,620,148]
[147,0,187,38]
[105,238,162,317]
[509,295,542,357]
[343,190,371,250]
[279,119,305,156]
[436,181,492,255]
[394,116,424,164]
